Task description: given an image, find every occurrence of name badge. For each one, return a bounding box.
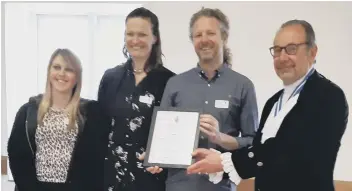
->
[139,95,153,105]
[215,100,229,109]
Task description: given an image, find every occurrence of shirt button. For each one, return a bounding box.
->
[257,162,263,167]
[205,101,208,104]
[201,136,205,139]
[248,152,254,158]
[208,84,211,87]
[126,134,129,138]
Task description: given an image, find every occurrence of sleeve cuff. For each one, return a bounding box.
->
[208,149,224,184]
[221,152,242,185]
[207,149,242,185]
[208,170,224,184]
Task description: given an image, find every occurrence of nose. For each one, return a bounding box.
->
[200,33,209,42]
[58,69,65,76]
[131,35,139,44]
[279,49,289,61]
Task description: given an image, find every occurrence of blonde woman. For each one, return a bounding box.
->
[8,48,109,191]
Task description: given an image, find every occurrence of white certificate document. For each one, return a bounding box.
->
[144,107,201,168]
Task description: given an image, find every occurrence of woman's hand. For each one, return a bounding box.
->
[138,152,163,174]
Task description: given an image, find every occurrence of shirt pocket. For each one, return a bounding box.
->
[218,96,241,132]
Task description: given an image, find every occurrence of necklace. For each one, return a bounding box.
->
[133,68,144,74]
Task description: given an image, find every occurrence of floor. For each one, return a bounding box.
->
[2,175,15,191]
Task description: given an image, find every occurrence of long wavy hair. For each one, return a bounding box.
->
[37,48,83,130]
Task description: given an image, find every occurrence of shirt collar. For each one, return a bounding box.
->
[283,65,314,95]
[194,62,230,75]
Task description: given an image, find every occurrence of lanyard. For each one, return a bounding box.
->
[274,68,315,116]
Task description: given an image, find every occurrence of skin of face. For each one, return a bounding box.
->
[49,55,77,95]
[273,24,317,85]
[192,16,225,64]
[125,17,156,60]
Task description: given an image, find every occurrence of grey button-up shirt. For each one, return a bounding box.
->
[160,64,259,191]
[161,64,258,151]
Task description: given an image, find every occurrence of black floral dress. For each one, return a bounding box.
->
[100,61,175,191]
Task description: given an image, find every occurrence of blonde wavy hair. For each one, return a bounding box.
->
[37,48,83,130]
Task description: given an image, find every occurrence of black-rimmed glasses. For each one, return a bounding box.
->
[269,42,308,57]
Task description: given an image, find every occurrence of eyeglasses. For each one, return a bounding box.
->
[269,42,308,57]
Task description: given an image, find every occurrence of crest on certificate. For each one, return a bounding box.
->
[174,116,179,123]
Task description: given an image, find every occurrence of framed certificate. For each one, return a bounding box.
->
[143,106,201,169]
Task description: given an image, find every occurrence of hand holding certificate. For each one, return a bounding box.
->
[143,107,201,169]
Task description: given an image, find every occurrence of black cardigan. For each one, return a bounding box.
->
[7,95,111,191]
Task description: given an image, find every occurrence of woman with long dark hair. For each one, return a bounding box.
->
[97,7,175,191]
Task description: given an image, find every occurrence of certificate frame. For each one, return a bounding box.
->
[143,106,202,169]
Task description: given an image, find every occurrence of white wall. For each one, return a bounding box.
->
[2,2,142,180]
[144,1,352,181]
[2,1,352,182]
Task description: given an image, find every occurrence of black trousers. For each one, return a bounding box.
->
[37,181,71,191]
[14,181,72,191]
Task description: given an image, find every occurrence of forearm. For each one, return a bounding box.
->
[215,133,239,151]
[216,132,254,151]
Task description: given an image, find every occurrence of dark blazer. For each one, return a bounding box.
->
[7,95,110,191]
[231,71,349,191]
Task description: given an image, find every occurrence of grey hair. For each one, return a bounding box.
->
[280,19,316,48]
[189,7,232,66]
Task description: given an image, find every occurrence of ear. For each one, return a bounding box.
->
[310,45,318,63]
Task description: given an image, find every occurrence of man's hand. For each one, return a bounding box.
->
[138,152,163,174]
[200,114,221,144]
[200,114,240,150]
[187,148,223,174]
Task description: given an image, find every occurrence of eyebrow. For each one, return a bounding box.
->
[52,63,73,69]
[273,42,297,47]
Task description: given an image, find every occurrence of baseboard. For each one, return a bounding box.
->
[2,155,351,191]
[1,156,7,175]
[237,178,352,191]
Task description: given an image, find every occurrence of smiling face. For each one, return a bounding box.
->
[125,17,156,60]
[49,54,77,95]
[272,24,317,85]
[191,16,225,64]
